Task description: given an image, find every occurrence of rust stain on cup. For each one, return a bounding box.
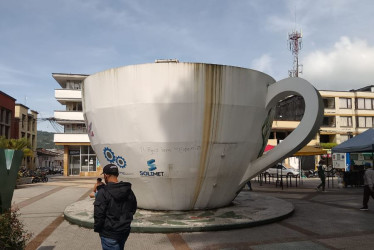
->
[191,64,223,208]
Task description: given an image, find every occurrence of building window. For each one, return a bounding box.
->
[74,82,81,90]
[339,98,352,109]
[66,102,82,111]
[80,146,97,172]
[322,116,336,127]
[65,124,71,132]
[320,134,336,143]
[66,81,82,90]
[4,110,10,124]
[365,99,372,109]
[64,123,87,134]
[274,95,305,121]
[22,114,26,129]
[0,108,12,139]
[323,98,335,109]
[357,116,374,128]
[27,117,32,131]
[356,98,374,110]
[4,126,9,138]
[340,116,352,127]
[7,111,10,124]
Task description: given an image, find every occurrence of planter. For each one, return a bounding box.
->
[0,149,24,213]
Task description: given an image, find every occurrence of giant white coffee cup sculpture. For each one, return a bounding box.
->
[83,62,323,210]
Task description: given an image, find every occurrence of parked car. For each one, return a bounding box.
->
[264,164,300,176]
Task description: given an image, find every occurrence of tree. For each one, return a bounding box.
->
[0,137,33,156]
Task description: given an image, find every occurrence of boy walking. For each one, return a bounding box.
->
[94,164,137,249]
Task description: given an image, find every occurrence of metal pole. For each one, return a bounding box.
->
[326,156,330,188]
[299,156,303,185]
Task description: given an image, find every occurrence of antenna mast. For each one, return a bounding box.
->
[288,30,303,77]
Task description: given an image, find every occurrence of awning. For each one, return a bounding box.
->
[264,145,275,152]
[332,128,374,153]
[293,146,328,156]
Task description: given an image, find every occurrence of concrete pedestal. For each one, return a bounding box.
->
[64,192,294,233]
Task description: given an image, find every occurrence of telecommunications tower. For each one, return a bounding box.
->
[288,30,303,77]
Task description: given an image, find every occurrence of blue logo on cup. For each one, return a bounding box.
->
[140,159,164,177]
[147,159,157,171]
[103,147,127,168]
[116,156,127,168]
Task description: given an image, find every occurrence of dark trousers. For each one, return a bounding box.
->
[317,177,325,191]
[363,185,374,208]
[246,181,252,191]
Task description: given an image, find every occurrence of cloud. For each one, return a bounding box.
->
[302,37,374,90]
[250,54,274,75]
[0,64,33,86]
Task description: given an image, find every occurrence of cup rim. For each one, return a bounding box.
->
[85,62,276,83]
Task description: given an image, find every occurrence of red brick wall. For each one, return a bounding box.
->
[0,91,16,138]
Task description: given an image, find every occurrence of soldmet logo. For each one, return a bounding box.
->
[140,159,164,177]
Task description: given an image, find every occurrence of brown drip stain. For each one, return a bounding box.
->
[191,64,223,208]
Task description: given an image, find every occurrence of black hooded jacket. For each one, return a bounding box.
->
[94,181,137,240]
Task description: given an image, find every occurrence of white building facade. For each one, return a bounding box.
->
[53,73,101,176]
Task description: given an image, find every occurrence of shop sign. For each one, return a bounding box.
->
[69,150,80,155]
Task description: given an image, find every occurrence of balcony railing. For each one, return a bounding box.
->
[64,128,87,134]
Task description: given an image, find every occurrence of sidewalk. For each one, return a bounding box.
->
[12,176,374,249]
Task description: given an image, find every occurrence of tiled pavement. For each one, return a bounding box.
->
[11,175,374,250]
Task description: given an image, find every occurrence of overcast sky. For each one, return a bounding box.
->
[1,0,374,132]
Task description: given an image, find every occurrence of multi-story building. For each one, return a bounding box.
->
[262,85,374,170]
[52,73,101,176]
[319,86,374,144]
[1,91,39,169]
[0,91,17,139]
[15,104,38,169]
[268,95,320,148]
[271,85,374,146]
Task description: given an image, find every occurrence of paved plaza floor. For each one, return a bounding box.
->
[11,175,374,250]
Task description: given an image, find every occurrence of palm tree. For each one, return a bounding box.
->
[0,137,33,156]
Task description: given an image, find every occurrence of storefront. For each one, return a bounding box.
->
[67,145,100,176]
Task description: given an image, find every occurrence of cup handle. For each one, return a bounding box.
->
[239,77,324,186]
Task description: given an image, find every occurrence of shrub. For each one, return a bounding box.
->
[320,142,337,149]
[0,208,32,250]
